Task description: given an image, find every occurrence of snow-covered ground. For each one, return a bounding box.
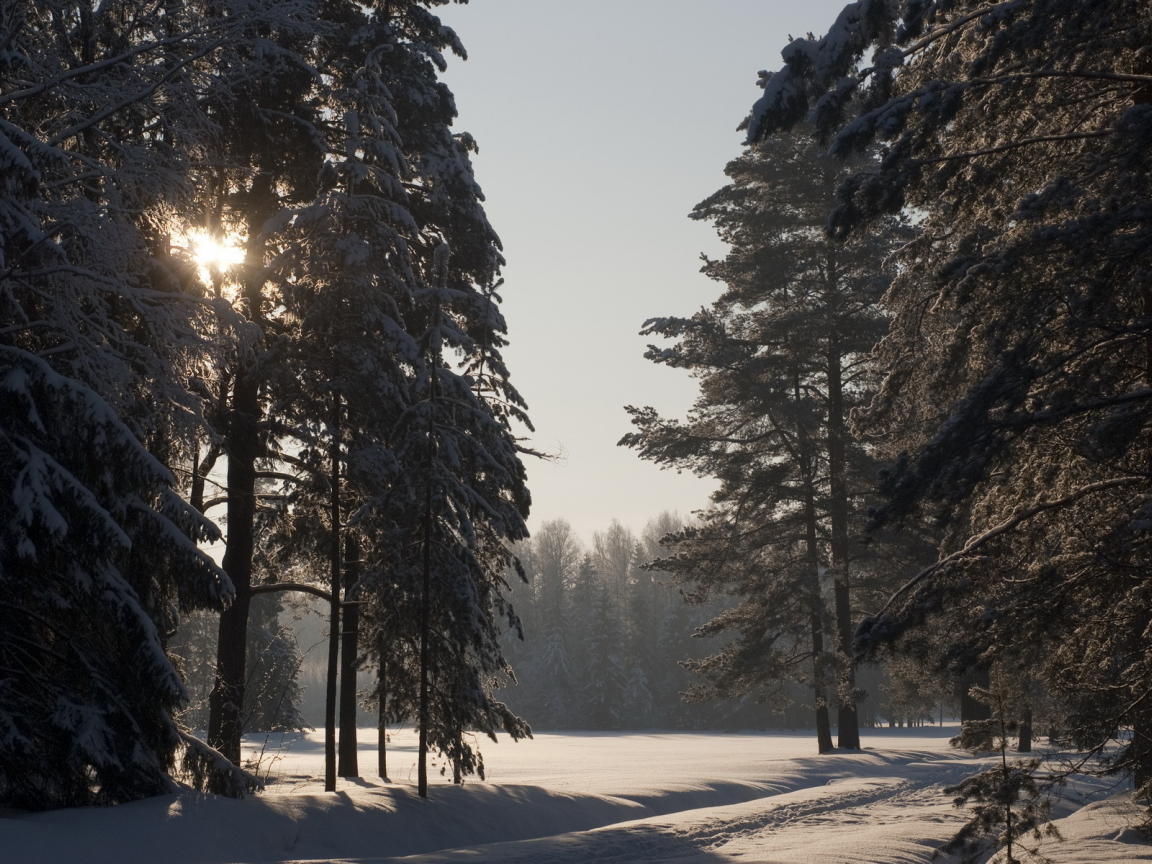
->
[3,727,1148,863]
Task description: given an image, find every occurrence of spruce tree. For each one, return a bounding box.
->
[585,576,627,730]
[518,521,582,727]
[395,242,531,797]
[194,0,339,767]
[0,0,246,807]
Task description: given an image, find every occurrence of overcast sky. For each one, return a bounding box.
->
[435,0,848,543]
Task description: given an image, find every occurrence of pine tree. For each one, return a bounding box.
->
[567,553,600,727]
[193,0,342,767]
[255,3,423,784]
[281,1,536,794]
[640,512,692,726]
[592,520,638,624]
[623,124,902,751]
[0,352,234,809]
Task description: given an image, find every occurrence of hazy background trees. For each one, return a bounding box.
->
[494,513,937,732]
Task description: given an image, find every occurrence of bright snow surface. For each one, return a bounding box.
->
[3,726,1149,863]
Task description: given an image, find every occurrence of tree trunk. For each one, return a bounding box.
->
[804,485,833,754]
[377,653,389,781]
[338,535,360,777]
[1017,704,1033,753]
[324,404,342,793]
[810,611,833,753]
[418,472,432,797]
[208,372,259,764]
[1133,710,1152,795]
[960,668,992,722]
[798,369,833,755]
[826,329,859,750]
[1134,284,1152,793]
[206,182,273,767]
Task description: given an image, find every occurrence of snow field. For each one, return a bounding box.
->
[2,727,1146,863]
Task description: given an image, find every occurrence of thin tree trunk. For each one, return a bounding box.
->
[189,376,227,514]
[1134,282,1152,792]
[338,535,360,777]
[418,247,449,798]
[378,652,389,781]
[804,487,833,754]
[418,472,432,797]
[826,328,859,750]
[324,402,342,793]
[810,611,833,752]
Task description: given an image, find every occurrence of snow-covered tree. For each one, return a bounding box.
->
[0,0,249,808]
[593,520,638,623]
[509,521,582,727]
[334,1,535,795]
[0,352,233,809]
[392,241,531,797]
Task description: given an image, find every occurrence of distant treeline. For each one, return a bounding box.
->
[499,516,954,732]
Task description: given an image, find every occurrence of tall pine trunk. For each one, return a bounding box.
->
[797,368,833,754]
[1134,283,1152,791]
[826,321,859,750]
[417,250,447,798]
[324,402,342,792]
[338,536,360,777]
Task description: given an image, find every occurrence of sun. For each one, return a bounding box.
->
[173,229,246,294]
[189,231,245,271]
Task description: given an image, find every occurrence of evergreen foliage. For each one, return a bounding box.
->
[1,0,529,806]
[0,351,231,809]
[0,0,243,809]
[621,124,906,750]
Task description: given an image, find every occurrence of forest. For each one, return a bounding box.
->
[2,1,1152,861]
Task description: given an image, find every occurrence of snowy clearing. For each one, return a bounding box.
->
[3,727,1148,864]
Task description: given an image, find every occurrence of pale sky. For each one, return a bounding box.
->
[436,0,848,543]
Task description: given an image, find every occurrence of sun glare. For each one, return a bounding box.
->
[176,229,246,294]
[190,232,246,271]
